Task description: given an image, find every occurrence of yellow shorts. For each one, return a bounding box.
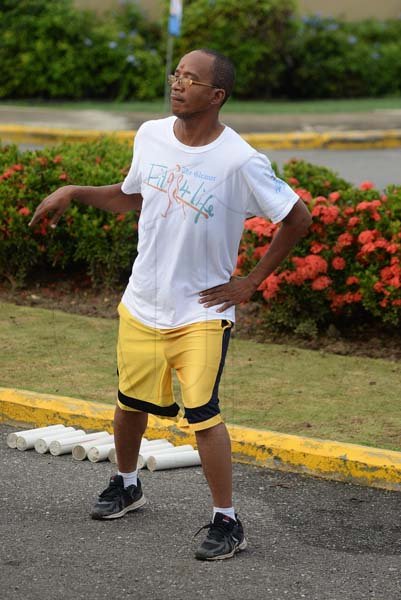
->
[116,303,232,432]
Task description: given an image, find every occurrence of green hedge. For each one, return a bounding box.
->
[0,138,137,287]
[1,0,401,100]
[0,0,163,100]
[286,16,401,99]
[175,0,297,98]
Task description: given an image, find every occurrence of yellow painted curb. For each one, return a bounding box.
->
[242,129,401,150]
[2,387,401,492]
[2,124,401,150]
[0,125,134,146]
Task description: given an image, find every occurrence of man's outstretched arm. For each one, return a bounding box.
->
[29,183,142,229]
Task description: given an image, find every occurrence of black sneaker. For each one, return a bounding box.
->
[194,512,247,560]
[91,475,146,520]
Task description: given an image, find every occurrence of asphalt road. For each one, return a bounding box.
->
[265,149,401,190]
[1,422,401,600]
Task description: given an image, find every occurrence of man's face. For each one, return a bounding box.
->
[170,51,223,118]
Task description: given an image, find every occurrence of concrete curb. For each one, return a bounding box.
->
[2,387,401,492]
[2,124,401,150]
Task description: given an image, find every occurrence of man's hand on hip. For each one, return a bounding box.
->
[199,276,259,312]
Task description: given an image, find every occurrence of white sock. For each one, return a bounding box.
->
[213,506,236,521]
[118,470,138,488]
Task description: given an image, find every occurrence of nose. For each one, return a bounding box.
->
[171,79,184,92]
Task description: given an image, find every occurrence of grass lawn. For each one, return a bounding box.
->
[1,97,401,115]
[1,301,400,451]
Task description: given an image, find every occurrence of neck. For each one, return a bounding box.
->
[173,112,224,147]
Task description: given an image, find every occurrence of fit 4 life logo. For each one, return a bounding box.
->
[144,163,217,224]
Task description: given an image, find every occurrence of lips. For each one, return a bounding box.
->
[170,95,184,103]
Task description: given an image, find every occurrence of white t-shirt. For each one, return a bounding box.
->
[121,116,299,329]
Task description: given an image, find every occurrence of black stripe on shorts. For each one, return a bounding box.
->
[118,390,180,418]
[184,321,232,425]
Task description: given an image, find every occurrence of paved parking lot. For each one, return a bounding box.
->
[1,423,401,600]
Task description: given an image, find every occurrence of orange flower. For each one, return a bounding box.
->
[236,255,245,268]
[347,217,360,228]
[346,276,359,286]
[335,232,353,251]
[359,181,375,190]
[245,217,277,239]
[329,191,341,202]
[386,243,400,254]
[380,264,401,288]
[260,274,280,300]
[311,204,339,225]
[311,276,332,291]
[310,241,327,254]
[358,230,377,245]
[18,207,31,216]
[332,257,346,270]
[294,188,313,203]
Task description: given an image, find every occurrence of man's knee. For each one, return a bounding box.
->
[114,405,148,430]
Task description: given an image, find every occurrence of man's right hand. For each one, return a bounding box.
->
[29,185,73,229]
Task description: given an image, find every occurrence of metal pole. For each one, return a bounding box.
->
[164,34,174,113]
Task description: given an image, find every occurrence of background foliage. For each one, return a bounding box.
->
[1,141,401,335]
[0,0,163,100]
[1,0,401,100]
[175,0,297,98]
[0,139,136,287]
[237,162,401,336]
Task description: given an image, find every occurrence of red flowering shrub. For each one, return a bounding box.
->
[2,145,401,335]
[237,160,401,334]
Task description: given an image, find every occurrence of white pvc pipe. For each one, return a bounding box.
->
[108,447,117,464]
[16,426,76,451]
[107,440,173,464]
[137,440,174,452]
[87,443,116,463]
[142,439,171,448]
[138,445,194,469]
[34,428,81,454]
[72,434,114,461]
[7,425,66,449]
[49,432,101,456]
[147,451,201,472]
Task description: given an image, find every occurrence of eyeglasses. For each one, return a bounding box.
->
[167,74,217,89]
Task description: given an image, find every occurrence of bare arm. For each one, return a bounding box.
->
[245,198,312,289]
[29,183,142,228]
[199,199,312,311]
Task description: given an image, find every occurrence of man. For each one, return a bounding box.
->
[29,48,311,561]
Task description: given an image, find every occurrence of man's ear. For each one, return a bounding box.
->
[211,89,226,106]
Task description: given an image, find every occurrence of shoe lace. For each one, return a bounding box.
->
[99,480,122,501]
[193,521,227,542]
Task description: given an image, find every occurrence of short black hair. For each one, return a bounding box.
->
[198,48,235,106]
